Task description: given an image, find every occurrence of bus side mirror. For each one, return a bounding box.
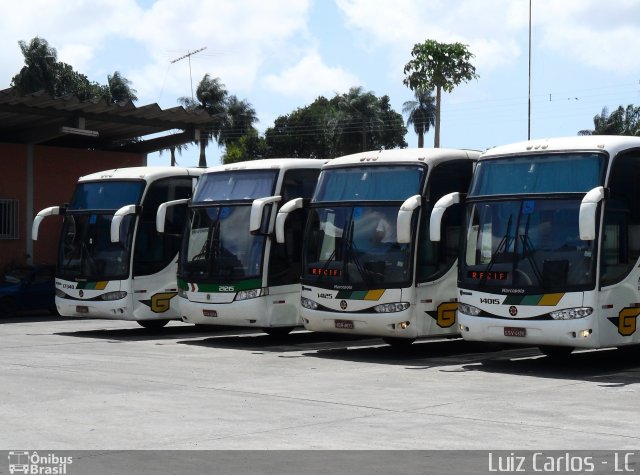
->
[110,204,139,243]
[32,206,62,241]
[579,186,605,241]
[397,194,422,244]
[275,198,304,244]
[250,196,281,234]
[156,198,189,233]
[430,192,462,242]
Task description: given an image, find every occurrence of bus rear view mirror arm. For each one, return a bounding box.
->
[32,206,63,241]
[579,186,605,241]
[110,204,141,243]
[275,198,304,244]
[250,196,282,234]
[156,198,189,233]
[397,194,422,244]
[430,192,462,242]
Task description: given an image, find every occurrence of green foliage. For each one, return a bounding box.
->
[578,105,640,136]
[11,37,136,103]
[402,39,478,147]
[264,88,407,159]
[402,88,436,148]
[403,40,479,93]
[221,129,268,164]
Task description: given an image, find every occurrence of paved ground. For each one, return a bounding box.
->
[1,315,639,452]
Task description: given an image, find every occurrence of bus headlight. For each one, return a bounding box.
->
[373,302,410,313]
[99,291,127,301]
[458,302,481,316]
[178,287,187,298]
[235,288,268,301]
[301,297,318,310]
[549,307,593,320]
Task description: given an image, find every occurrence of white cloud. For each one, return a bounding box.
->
[262,52,360,101]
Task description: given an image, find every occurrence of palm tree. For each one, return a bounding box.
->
[179,74,228,167]
[579,105,640,136]
[402,89,436,148]
[219,95,258,147]
[337,86,383,153]
[107,71,138,103]
[11,37,59,95]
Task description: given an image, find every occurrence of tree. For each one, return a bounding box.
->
[578,105,640,136]
[107,71,138,103]
[222,129,268,164]
[336,86,383,153]
[402,88,436,148]
[11,37,135,103]
[264,89,407,159]
[403,40,479,148]
[218,95,258,147]
[179,74,228,167]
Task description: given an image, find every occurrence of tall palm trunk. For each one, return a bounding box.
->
[198,132,208,167]
[417,130,424,148]
[434,86,442,148]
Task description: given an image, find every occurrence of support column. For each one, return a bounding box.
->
[26,144,34,265]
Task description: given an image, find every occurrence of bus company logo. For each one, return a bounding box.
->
[509,306,518,316]
[8,451,73,474]
[340,300,348,310]
[608,307,640,336]
[78,290,84,298]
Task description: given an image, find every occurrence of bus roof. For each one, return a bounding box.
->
[203,158,326,175]
[321,148,480,169]
[78,166,203,183]
[481,135,640,159]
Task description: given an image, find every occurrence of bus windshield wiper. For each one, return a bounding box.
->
[480,215,512,286]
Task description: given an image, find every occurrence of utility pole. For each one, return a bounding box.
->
[171,46,207,101]
[528,0,532,140]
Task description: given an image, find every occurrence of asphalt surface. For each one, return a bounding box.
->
[1,314,639,454]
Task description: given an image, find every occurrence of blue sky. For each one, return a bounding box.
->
[2,0,639,167]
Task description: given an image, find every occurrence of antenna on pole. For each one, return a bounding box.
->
[171,46,207,101]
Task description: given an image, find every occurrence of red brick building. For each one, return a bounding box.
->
[0,88,211,271]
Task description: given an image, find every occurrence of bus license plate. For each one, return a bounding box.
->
[76,306,89,314]
[335,319,354,330]
[504,327,526,337]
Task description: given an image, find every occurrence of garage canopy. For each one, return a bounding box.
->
[0,88,213,154]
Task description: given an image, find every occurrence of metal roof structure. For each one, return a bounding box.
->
[0,88,213,154]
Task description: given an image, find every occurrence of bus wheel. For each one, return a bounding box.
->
[539,345,573,358]
[138,319,170,330]
[263,326,294,337]
[382,337,415,347]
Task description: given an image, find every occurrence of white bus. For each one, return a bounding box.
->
[289,148,479,345]
[162,158,323,335]
[32,166,202,328]
[430,136,640,356]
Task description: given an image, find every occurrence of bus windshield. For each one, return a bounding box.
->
[68,180,145,210]
[58,180,144,280]
[193,170,278,203]
[181,205,265,282]
[469,153,605,196]
[303,205,411,289]
[461,198,597,292]
[58,213,135,280]
[313,165,425,201]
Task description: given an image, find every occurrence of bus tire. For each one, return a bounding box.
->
[382,337,415,347]
[539,345,573,358]
[138,319,170,330]
[263,326,294,337]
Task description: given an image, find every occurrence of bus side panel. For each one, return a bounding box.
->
[414,263,460,338]
[131,260,180,321]
[598,272,640,347]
